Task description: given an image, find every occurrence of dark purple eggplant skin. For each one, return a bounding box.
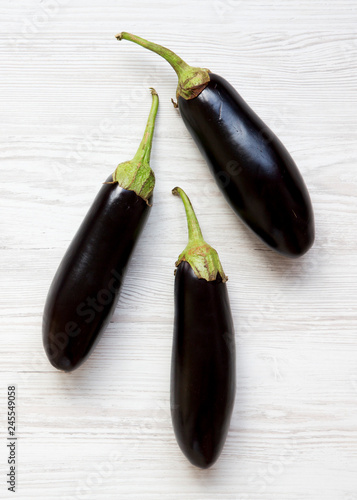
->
[42,178,150,372]
[171,261,236,469]
[178,73,315,257]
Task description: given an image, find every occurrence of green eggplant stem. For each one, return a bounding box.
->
[116,32,211,101]
[117,32,189,79]
[172,187,227,282]
[113,88,158,204]
[172,187,204,244]
[133,87,159,165]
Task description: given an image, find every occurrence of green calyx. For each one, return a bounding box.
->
[112,88,158,204]
[172,187,227,282]
[116,32,211,102]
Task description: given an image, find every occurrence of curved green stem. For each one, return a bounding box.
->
[117,32,189,80]
[172,187,204,244]
[116,32,211,101]
[133,87,159,165]
[172,187,227,282]
[113,88,158,204]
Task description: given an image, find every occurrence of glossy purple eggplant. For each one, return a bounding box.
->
[171,187,236,469]
[117,33,315,258]
[43,89,159,372]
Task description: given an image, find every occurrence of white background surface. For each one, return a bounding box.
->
[1,1,357,499]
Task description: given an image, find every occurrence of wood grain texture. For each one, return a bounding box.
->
[1,0,357,498]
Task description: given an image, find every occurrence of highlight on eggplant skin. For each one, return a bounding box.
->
[171,187,236,469]
[42,183,150,372]
[178,74,315,258]
[117,32,315,258]
[42,89,159,372]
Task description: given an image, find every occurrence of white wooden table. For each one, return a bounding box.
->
[1,1,357,498]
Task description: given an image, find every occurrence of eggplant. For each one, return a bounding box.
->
[171,187,236,469]
[43,89,159,372]
[117,32,315,258]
